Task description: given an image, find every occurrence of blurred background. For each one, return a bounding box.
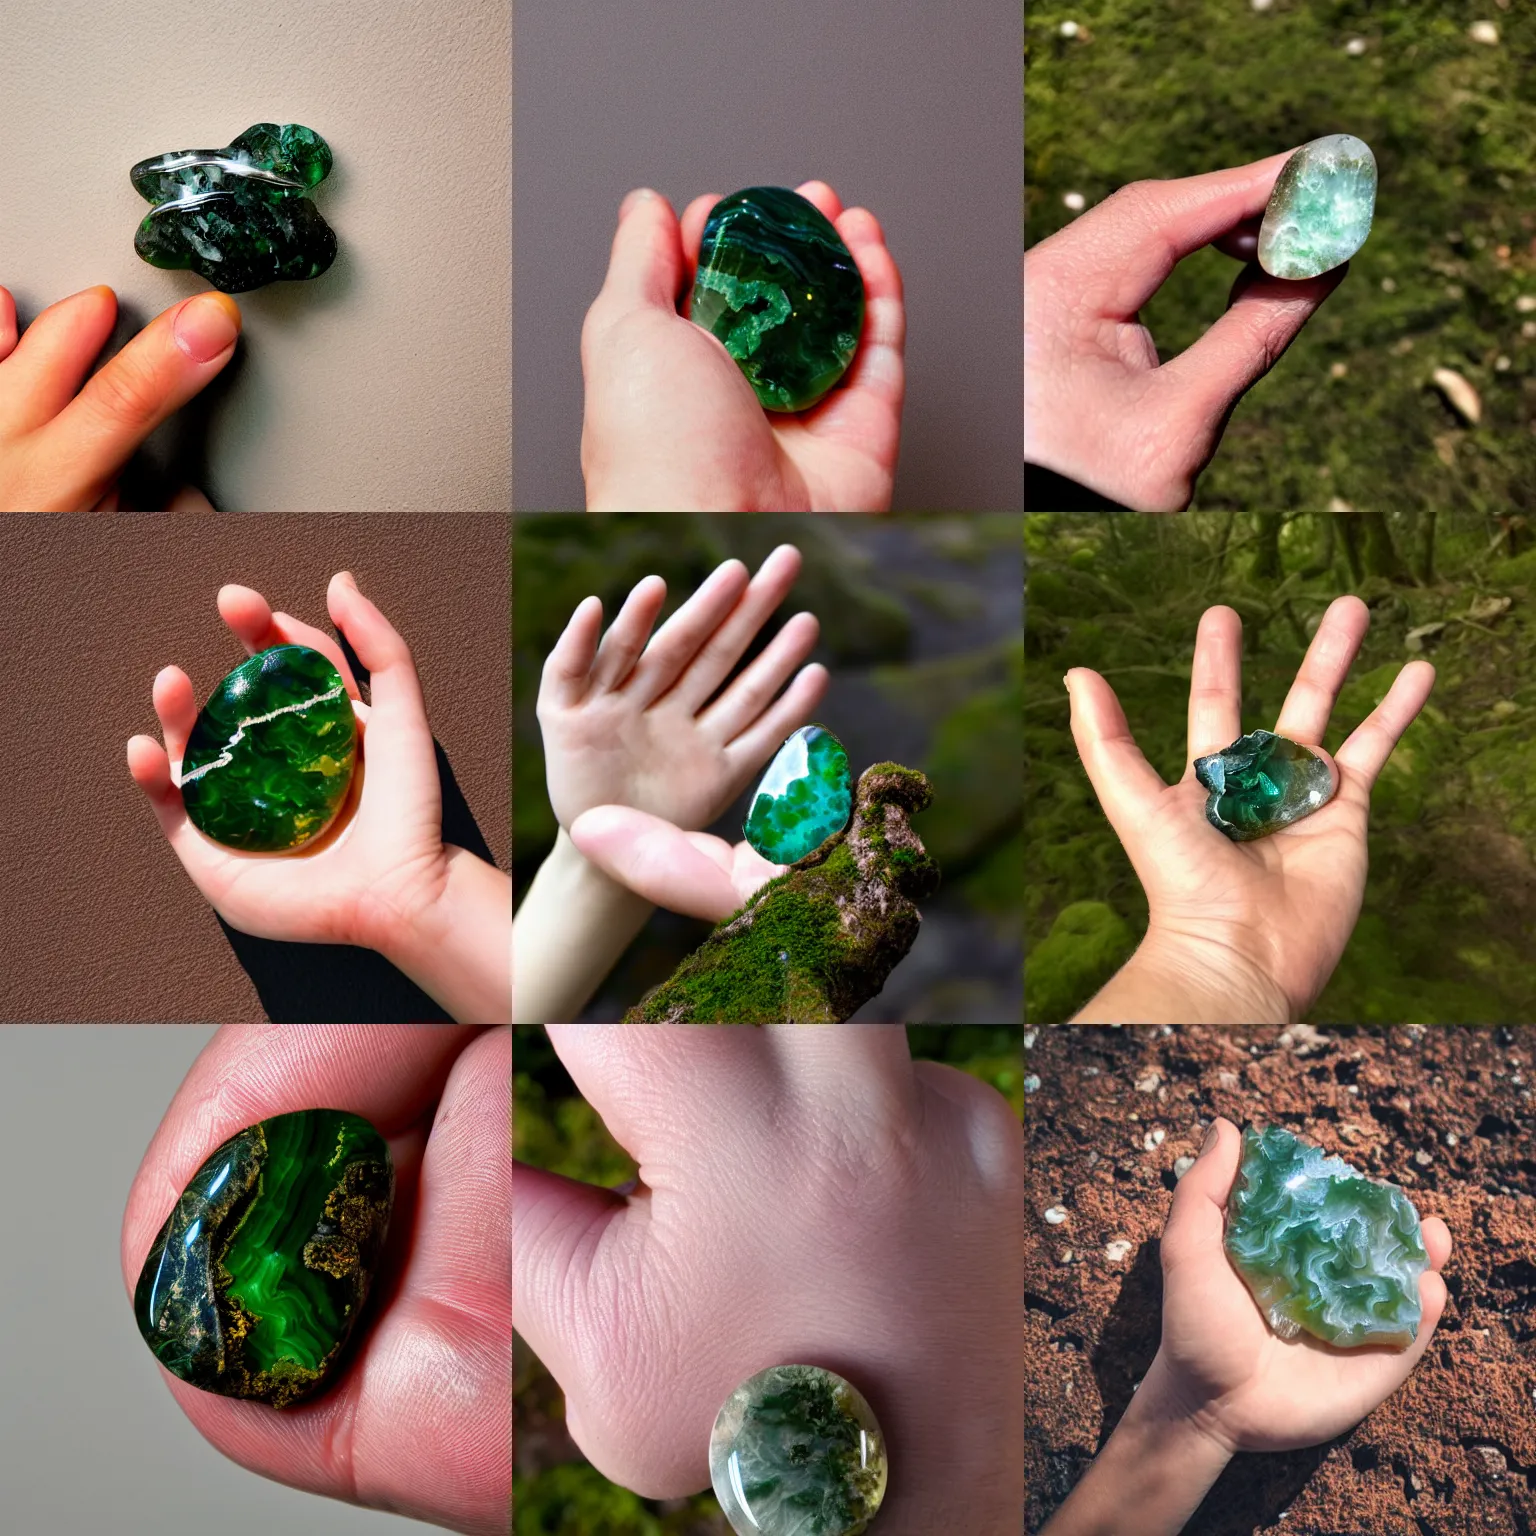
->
[513,514,1023,1023]
[1026,0,1536,512]
[1026,510,1536,1021]
[512,1024,1025,1534]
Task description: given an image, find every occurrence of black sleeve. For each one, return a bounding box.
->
[1024,462,1135,513]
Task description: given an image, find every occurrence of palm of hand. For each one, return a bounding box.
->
[1137,772,1368,1017]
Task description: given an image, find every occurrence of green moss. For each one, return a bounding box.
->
[513,1464,664,1536]
[1024,901,1136,1023]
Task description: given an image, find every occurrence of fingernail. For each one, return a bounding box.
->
[173,293,241,364]
[620,187,658,219]
[1200,1123,1220,1156]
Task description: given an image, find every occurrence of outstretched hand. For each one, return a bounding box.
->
[0,284,237,511]
[1067,595,1435,1022]
[580,181,905,511]
[122,1024,510,1535]
[1025,153,1346,511]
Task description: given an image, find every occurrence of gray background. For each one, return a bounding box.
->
[0,1026,437,1532]
[4,0,510,510]
[513,0,1023,512]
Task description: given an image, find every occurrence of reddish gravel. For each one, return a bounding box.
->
[1024,1025,1536,1536]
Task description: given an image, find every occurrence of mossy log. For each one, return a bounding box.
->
[624,763,940,1023]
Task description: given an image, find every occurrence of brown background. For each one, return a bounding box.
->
[0,515,510,1023]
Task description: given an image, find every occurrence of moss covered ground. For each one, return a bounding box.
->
[1026,510,1536,1022]
[512,1025,1023,1532]
[1027,0,1536,511]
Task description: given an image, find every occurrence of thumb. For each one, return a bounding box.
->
[570,805,743,921]
[1161,1117,1241,1273]
[593,188,686,315]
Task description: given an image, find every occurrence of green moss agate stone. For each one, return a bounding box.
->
[180,644,356,853]
[691,187,865,412]
[1258,134,1377,281]
[1225,1126,1427,1350]
[131,123,337,293]
[744,724,853,865]
[709,1365,887,1536]
[1194,729,1333,842]
[133,1109,393,1406]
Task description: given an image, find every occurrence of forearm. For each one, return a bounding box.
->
[512,829,655,1022]
[1073,928,1290,1025]
[380,846,511,1023]
[1041,1355,1232,1536]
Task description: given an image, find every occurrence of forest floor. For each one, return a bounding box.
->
[1024,1024,1536,1535]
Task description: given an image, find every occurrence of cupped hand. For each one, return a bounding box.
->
[126,573,453,957]
[122,1024,510,1535]
[513,1025,1024,1534]
[537,544,828,832]
[1150,1117,1451,1454]
[0,284,238,511]
[580,181,905,512]
[1025,153,1346,512]
[1067,595,1435,1020]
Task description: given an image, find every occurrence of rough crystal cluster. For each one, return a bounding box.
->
[1225,1125,1428,1350]
[1194,729,1333,842]
[626,762,937,1022]
[133,1108,393,1406]
[131,122,337,292]
[709,1364,887,1536]
[744,724,853,864]
[179,644,357,853]
[1258,134,1377,281]
[690,186,865,412]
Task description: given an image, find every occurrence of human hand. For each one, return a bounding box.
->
[580,182,905,512]
[537,544,827,832]
[513,1025,1024,1533]
[122,1023,510,1535]
[1025,153,1347,512]
[1066,595,1435,1022]
[127,573,511,1022]
[0,284,238,512]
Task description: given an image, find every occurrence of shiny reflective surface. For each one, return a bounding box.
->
[743,725,852,865]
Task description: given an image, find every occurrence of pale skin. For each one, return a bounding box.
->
[1025,152,1347,511]
[1042,1117,1452,1536]
[1066,595,1435,1023]
[514,1024,1025,1534]
[513,545,827,1022]
[580,181,906,512]
[121,1023,510,1536]
[0,283,240,511]
[126,572,511,1024]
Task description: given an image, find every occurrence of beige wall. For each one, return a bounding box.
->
[6,0,510,510]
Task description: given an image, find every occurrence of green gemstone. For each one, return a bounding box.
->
[1193,729,1332,842]
[690,187,865,412]
[180,644,357,853]
[709,1365,887,1536]
[743,724,853,864]
[1258,134,1377,281]
[1225,1126,1427,1350]
[131,122,337,293]
[133,1109,393,1406]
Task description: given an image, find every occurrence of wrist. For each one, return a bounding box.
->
[1074,924,1290,1025]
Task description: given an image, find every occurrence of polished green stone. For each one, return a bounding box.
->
[709,1365,887,1536]
[180,644,356,853]
[1194,729,1333,842]
[131,123,337,293]
[744,724,853,864]
[1258,134,1377,281]
[690,187,865,412]
[133,1109,393,1406]
[1225,1126,1426,1350]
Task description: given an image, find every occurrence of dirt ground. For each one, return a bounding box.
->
[1024,1025,1536,1536]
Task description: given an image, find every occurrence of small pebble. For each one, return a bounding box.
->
[1445,1131,1459,1146]
[1063,191,1086,212]
[1330,361,1349,379]
[1059,19,1080,37]
[1381,277,1397,293]
[1516,295,1536,313]
[1495,356,1512,372]
[1142,1128,1165,1151]
[1104,1239,1133,1262]
[1135,1071,1162,1093]
[1024,1074,1042,1094]
[1173,1155,1196,1179]
[1023,1030,1037,1049]
[1469,20,1500,45]
[1344,37,1367,55]
[1044,1206,1068,1225]
[1415,1149,1433,1166]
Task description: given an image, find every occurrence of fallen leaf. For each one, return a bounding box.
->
[1433,367,1483,425]
[1406,622,1448,652]
[1467,594,1513,623]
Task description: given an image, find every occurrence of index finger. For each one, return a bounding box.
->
[1040,150,1296,319]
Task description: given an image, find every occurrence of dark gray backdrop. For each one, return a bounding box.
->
[513,0,1023,512]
